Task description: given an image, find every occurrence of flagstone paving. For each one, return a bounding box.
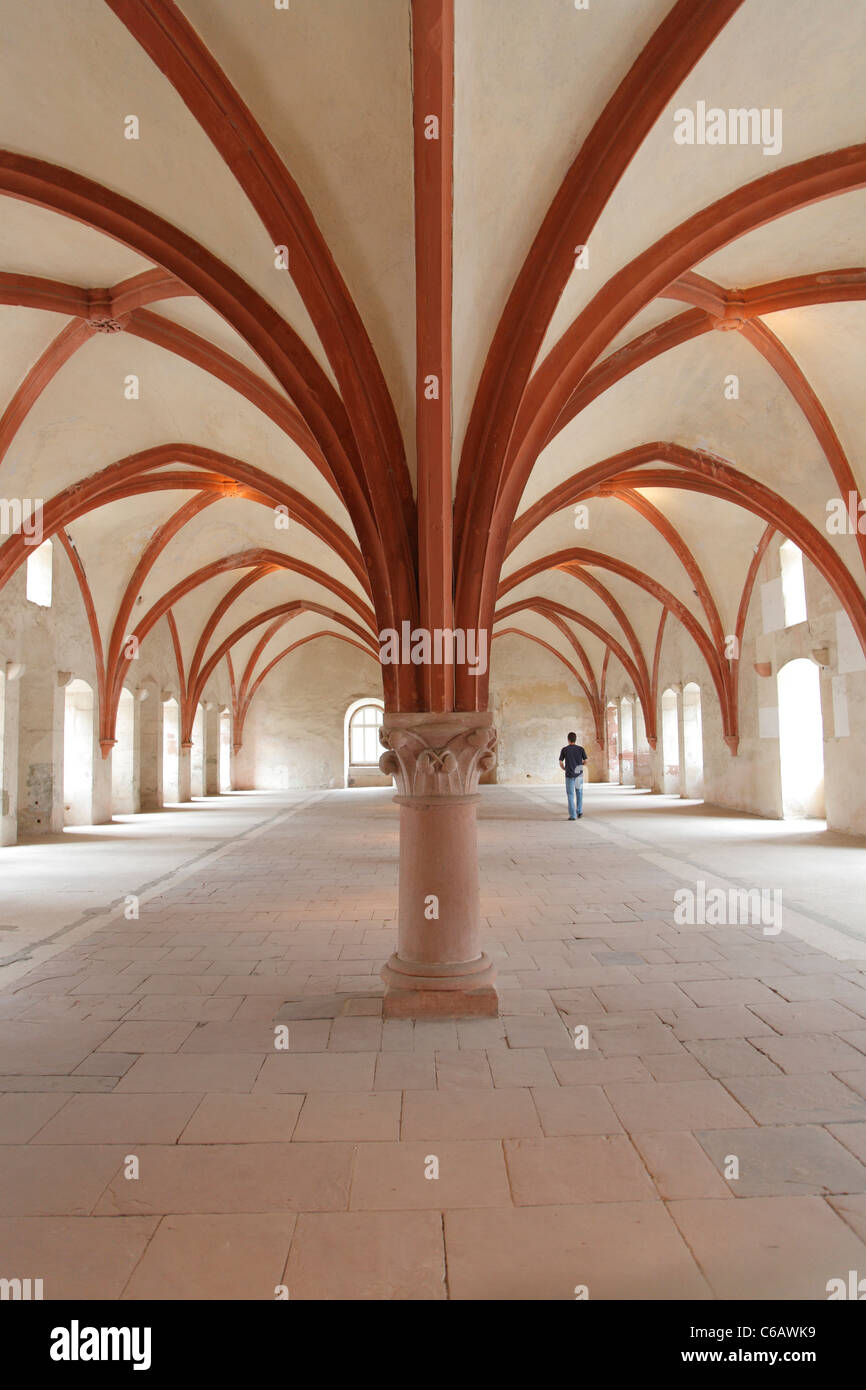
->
[1,783,866,1300]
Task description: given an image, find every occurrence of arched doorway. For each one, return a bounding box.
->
[682,683,704,799]
[661,688,680,795]
[344,698,388,787]
[219,709,232,792]
[162,696,180,804]
[191,703,205,798]
[778,658,825,819]
[63,678,94,826]
[112,686,136,814]
[605,703,620,783]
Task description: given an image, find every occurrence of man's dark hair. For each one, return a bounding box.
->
[567,732,577,742]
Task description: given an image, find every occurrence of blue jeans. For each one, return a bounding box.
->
[566,774,583,818]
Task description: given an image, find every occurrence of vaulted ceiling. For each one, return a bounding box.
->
[1,0,864,746]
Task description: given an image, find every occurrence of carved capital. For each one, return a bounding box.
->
[379,711,496,799]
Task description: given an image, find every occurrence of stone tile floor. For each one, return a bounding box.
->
[1,783,866,1299]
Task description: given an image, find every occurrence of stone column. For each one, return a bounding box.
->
[178,741,192,803]
[675,685,688,798]
[139,687,163,811]
[91,737,113,824]
[633,699,652,788]
[378,710,498,1019]
[1,662,24,845]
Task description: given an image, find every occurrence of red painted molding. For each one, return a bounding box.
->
[0,271,90,316]
[127,309,335,492]
[617,488,725,652]
[454,0,745,563]
[0,444,369,595]
[500,549,730,739]
[649,609,668,752]
[165,608,186,696]
[56,530,107,750]
[413,0,455,712]
[187,600,379,736]
[741,318,866,573]
[729,523,775,748]
[666,266,866,320]
[0,265,335,489]
[506,147,866,524]
[0,269,193,473]
[500,443,866,682]
[104,0,418,644]
[547,308,711,448]
[0,318,91,471]
[663,269,866,574]
[543,610,601,707]
[457,144,866,706]
[0,149,405,659]
[102,491,221,744]
[495,597,651,730]
[492,627,603,745]
[234,631,379,747]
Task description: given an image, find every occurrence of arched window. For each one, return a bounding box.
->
[779,539,807,627]
[348,701,384,766]
[26,538,53,607]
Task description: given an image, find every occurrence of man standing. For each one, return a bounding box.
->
[559,732,588,820]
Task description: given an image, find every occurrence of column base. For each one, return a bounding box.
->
[381,952,499,1019]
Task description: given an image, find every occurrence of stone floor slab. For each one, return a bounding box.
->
[603,1080,755,1133]
[94,1142,353,1215]
[179,1094,303,1144]
[401,1087,540,1140]
[668,1196,866,1299]
[284,1212,446,1300]
[695,1124,866,1197]
[504,1135,657,1205]
[444,1203,711,1299]
[122,1214,296,1300]
[350,1141,511,1210]
[0,1216,158,1298]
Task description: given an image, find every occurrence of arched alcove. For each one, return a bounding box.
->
[112,686,136,814]
[620,697,635,786]
[682,683,704,800]
[63,678,94,826]
[605,702,620,784]
[661,688,680,796]
[191,703,205,798]
[219,708,232,792]
[162,697,180,804]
